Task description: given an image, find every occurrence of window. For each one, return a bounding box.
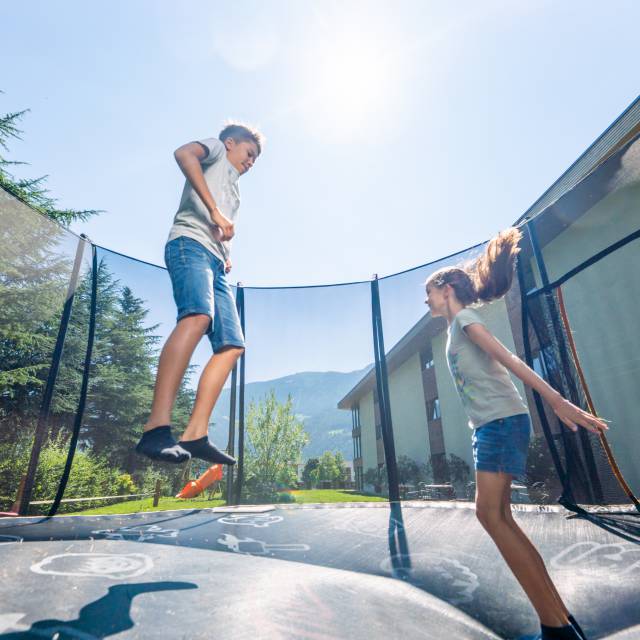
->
[426,397,441,421]
[351,404,361,430]
[352,433,362,459]
[420,347,434,370]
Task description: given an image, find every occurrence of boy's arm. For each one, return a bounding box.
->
[463,322,608,434]
[174,142,235,240]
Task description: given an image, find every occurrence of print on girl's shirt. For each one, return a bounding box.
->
[448,351,475,405]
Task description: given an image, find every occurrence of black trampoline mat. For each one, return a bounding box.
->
[0,502,638,639]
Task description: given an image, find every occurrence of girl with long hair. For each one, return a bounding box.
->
[424,227,608,640]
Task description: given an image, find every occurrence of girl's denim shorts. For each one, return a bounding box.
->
[471,413,531,478]
[165,236,245,353]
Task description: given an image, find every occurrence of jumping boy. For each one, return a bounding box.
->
[136,123,263,465]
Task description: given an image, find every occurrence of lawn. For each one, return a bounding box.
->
[70,489,385,515]
[71,496,226,516]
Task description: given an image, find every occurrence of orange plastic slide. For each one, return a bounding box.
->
[176,464,223,499]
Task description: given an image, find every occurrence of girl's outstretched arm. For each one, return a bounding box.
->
[464,322,609,434]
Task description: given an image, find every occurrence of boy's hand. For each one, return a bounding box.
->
[550,397,609,434]
[210,207,235,240]
[225,258,232,274]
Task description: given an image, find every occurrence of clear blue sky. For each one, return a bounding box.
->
[4,1,640,383]
[3,0,639,287]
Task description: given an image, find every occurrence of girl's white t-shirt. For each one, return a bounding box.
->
[446,307,528,429]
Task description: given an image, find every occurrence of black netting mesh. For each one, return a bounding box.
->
[517,134,640,513]
[231,281,374,504]
[375,245,531,503]
[0,191,91,515]
[61,246,235,514]
[1,134,639,522]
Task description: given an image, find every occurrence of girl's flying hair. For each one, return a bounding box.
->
[427,227,522,305]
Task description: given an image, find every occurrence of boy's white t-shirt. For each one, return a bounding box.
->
[167,137,240,263]
[446,307,528,429]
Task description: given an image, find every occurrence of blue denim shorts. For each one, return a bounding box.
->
[471,413,531,478]
[164,236,245,353]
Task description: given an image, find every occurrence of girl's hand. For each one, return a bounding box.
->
[550,397,609,433]
[225,258,232,274]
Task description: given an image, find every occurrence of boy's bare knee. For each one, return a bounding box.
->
[214,345,245,358]
[179,314,211,333]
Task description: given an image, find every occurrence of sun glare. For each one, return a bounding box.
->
[293,7,410,141]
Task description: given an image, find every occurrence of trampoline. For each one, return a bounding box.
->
[0,502,638,639]
[2,105,640,639]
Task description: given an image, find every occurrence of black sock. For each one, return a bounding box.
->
[541,623,581,640]
[568,615,587,640]
[178,437,237,465]
[136,426,190,464]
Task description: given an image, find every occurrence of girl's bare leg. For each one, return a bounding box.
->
[475,470,569,627]
[499,480,570,619]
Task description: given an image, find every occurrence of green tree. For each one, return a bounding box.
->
[396,455,427,485]
[364,465,386,493]
[0,189,83,510]
[311,451,346,487]
[0,433,140,514]
[446,453,470,487]
[244,390,309,500]
[0,99,97,225]
[0,246,198,506]
[0,94,100,505]
[0,96,207,508]
[424,453,471,487]
[74,261,195,488]
[0,209,72,429]
[302,457,319,488]
[0,95,99,437]
[80,274,159,467]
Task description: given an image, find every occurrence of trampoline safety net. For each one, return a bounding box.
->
[1,135,639,526]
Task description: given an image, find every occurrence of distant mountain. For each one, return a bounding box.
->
[209,366,373,460]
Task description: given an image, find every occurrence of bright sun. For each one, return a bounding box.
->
[293,6,410,142]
